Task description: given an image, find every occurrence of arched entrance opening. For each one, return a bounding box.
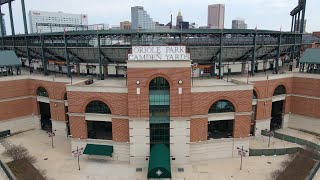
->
[64,92,71,136]
[208,100,235,139]
[148,77,171,179]
[36,86,52,132]
[85,100,112,140]
[149,77,170,146]
[251,90,258,135]
[271,85,286,130]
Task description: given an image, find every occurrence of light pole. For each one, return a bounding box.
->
[191,63,198,86]
[237,146,248,170]
[68,63,74,85]
[47,129,56,148]
[227,62,230,82]
[267,130,274,147]
[124,69,127,87]
[72,146,84,170]
[246,61,250,84]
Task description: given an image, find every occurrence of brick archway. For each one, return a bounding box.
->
[146,73,174,89]
[271,82,289,97]
[35,84,50,97]
[207,96,238,113]
[81,97,114,114]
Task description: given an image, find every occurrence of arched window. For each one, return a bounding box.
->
[85,101,111,114]
[253,90,258,99]
[273,85,286,96]
[36,87,49,97]
[209,100,235,113]
[149,77,170,91]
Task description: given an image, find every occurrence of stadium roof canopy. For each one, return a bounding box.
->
[300,48,320,64]
[0,51,21,68]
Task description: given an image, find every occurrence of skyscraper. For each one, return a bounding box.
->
[208,4,225,29]
[131,6,155,30]
[0,13,6,36]
[232,18,247,29]
[176,11,183,28]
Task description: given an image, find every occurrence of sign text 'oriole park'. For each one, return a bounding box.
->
[128,46,191,61]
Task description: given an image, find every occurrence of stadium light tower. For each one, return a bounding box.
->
[0,0,29,35]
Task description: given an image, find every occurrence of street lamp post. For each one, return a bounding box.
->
[124,70,127,87]
[267,130,274,147]
[247,61,250,84]
[191,63,198,86]
[47,129,56,148]
[72,146,84,170]
[68,63,74,85]
[237,146,248,170]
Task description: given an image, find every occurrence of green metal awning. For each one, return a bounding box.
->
[0,50,21,68]
[147,144,171,179]
[83,144,113,156]
[300,48,320,64]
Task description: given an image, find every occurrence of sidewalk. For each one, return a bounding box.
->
[277,128,320,145]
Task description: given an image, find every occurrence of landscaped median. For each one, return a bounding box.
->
[253,129,320,180]
[1,138,46,180]
[7,158,44,180]
[249,147,301,156]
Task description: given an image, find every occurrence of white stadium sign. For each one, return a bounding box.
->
[128,46,191,61]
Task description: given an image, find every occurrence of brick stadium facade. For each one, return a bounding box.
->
[1,60,320,166]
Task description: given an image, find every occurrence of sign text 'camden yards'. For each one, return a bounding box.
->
[128,46,191,61]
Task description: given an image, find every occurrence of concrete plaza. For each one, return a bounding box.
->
[0,130,299,180]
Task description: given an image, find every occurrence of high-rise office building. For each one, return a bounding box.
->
[294,19,307,33]
[208,4,225,29]
[176,11,183,28]
[28,10,88,33]
[131,6,155,30]
[0,13,6,36]
[120,21,131,30]
[232,18,247,29]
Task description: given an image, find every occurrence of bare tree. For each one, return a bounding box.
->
[2,144,37,164]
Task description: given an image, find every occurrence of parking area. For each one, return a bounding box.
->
[0,130,292,180]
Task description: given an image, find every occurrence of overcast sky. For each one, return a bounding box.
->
[1,0,319,35]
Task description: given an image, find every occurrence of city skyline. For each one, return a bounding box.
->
[208,4,225,29]
[0,0,318,34]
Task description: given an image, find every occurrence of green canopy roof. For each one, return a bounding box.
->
[83,144,113,156]
[300,48,320,64]
[147,144,171,179]
[0,50,21,68]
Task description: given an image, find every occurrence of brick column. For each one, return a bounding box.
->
[112,118,129,142]
[69,116,87,139]
[190,118,208,142]
[234,115,251,138]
